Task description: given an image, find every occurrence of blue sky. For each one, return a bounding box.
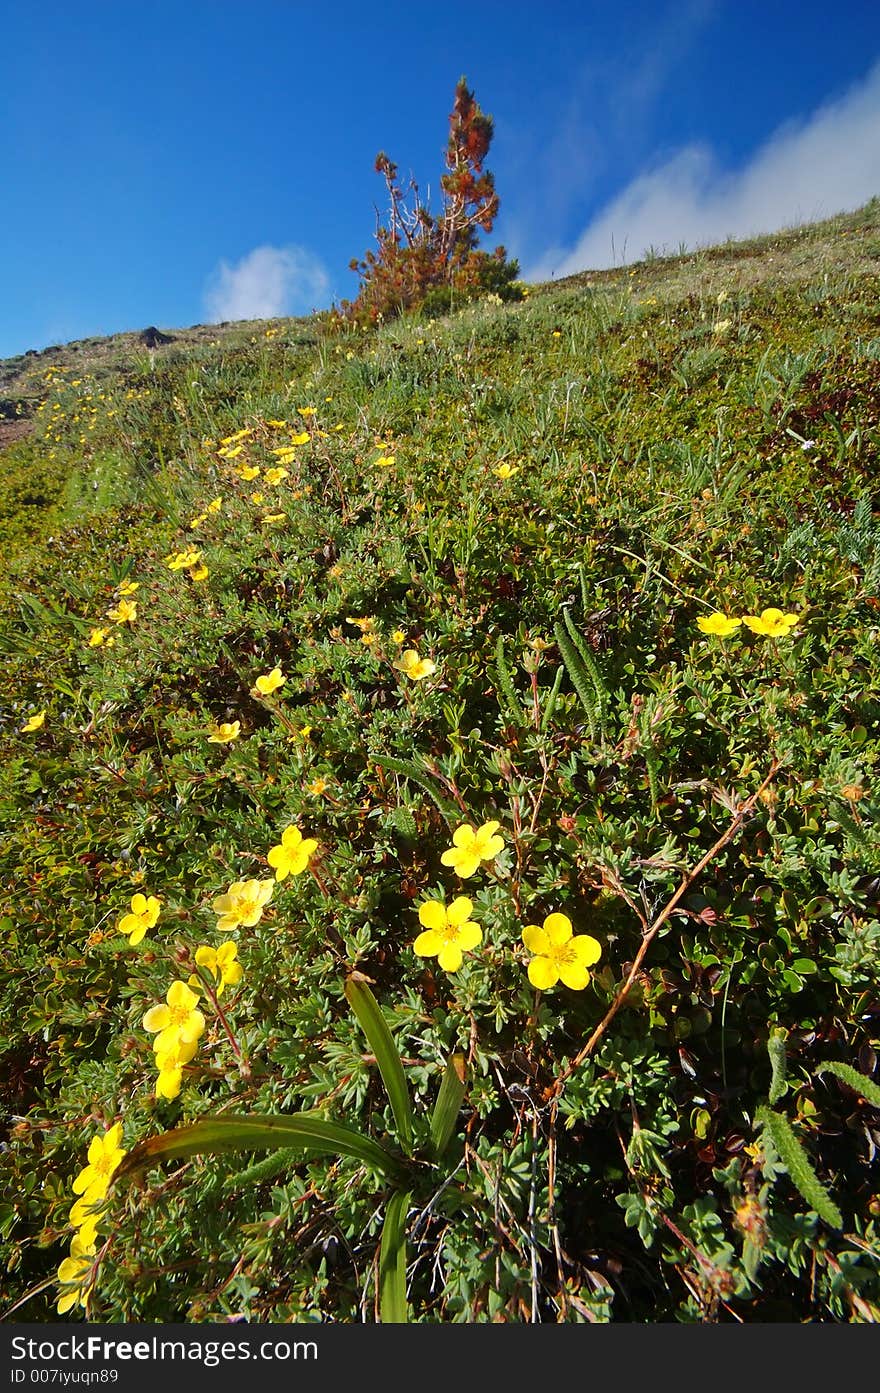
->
[2,0,879,358]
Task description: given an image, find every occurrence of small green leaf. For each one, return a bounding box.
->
[345,975,414,1154]
[110,1113,403,1187]
[379,1188,411,1323]
[429,1054,467,1160]
[792,958,817,974]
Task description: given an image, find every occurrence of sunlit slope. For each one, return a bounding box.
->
[1,198,879,1323]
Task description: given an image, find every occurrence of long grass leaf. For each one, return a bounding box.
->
[429,1054,467,1160]
[345,976,414,1154]
[379,1189,411,1323]
[110,1113,403,1186]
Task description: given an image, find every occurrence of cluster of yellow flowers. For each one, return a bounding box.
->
[413,820,602,991]
[342,617,437,681]
[126,823,316,1101]
[697,606,800,638]
[143,982,206,1098]
[165,548,209,582]
[56,1125,127,1314]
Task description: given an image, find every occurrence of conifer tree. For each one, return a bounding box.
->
[338,78,520,326]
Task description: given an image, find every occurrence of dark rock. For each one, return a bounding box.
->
[139,326,175,347]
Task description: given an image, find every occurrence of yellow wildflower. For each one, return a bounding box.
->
[207,497,223,512]
[71,1124,126,1202]
[392,630,406,644]
[188,563,209,582]
[306,777,328,797]
[264,466,290,486]
[117,580,139,596]
[106,598,137,624]
[494,462,518,479]
[267,825,318,881]
[116,893,161,946]
[413,897,482,973]
[237,464,260,481]
[88,628,108,647]
[261,513,287,524]
[68,1201,100,1250]
[56,1233,96,1315]
[742,608,800,637]
[250,491,265,504]
[190,512,208,527]
[290,431,310,445]
[697,613,742,637]
[394,648,436,681]
[298,406,316,417]
[142,981,205,1055]
[21,710,46,732]
[153,1033,200,1099]
[375,454,395,467]
[441,821,505,879]
[193,941,243,997]
[522,913,601,991]
[207,720,241,743]
[254,667,286,696]
[212,878,274,932]
[166,549,201,572]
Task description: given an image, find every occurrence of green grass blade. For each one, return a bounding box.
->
[756,1106,843,1229]
[429,1054,467,1160]
[817,1061,880,1108]
[379,1188,411,1323]
[110,1113,403,1186]
[345,975,414,1154]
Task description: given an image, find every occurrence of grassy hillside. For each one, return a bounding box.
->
[2,199,880,1323]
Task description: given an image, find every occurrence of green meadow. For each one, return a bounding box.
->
[2,199,880,1322]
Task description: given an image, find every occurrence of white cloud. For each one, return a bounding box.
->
[204,245,329,321]
[528,60,880,279]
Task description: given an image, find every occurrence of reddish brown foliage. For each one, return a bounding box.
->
[334,78,520,327]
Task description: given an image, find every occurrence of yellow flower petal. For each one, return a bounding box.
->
[558,961,591,991]
[418,900,447,932]
[414,929,442,957]
[527,956,559,990]
[446,897,474,927]
[522,924,550,955]
[543,913,573,947]
[437,943,464,972]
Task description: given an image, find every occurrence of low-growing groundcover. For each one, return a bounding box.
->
[2,202,880,1323]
